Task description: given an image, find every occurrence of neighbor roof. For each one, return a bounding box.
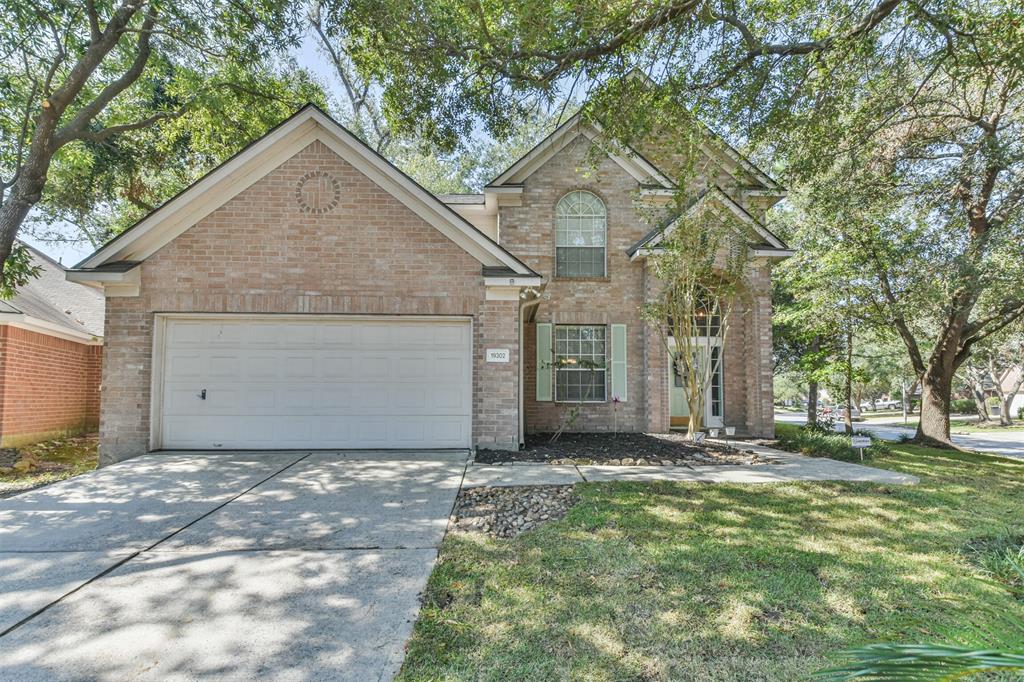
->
[1,242,104,337]
[73,104,539,280]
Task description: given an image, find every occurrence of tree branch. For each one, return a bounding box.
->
[56,9,157,145]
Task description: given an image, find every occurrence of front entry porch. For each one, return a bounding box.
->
[668,346,723,430]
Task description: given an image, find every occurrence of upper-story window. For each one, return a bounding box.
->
[555,190,606,278]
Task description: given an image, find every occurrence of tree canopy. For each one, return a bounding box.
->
[1,0,323,288]
[319,0,1024,444]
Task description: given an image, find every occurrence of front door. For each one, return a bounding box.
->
[668,346,723,429]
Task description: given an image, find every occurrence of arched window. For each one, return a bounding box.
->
[556,190,606,277]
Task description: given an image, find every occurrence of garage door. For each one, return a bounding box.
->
[157,316,472,449]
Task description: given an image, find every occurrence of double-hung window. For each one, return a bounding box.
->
[556,191,606,277]
[554,325,607,402]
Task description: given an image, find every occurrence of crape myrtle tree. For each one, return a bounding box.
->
[0,0,322,293]
[325,0,1024,446]
[640,206,749,440]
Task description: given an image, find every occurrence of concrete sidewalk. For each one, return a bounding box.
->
[462,441,919,487]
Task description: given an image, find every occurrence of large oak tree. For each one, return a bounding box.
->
[1,0,320,290]
[323,0,1024,445]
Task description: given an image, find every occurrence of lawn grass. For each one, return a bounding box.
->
[398,435,1024,681]
[0,433,98,498]
[949,418,1024,434]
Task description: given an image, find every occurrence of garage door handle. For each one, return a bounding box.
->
[199,389,206,400]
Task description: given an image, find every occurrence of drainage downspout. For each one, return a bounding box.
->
[518,293,543,447]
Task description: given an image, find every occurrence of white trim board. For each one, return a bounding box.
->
[0,313,103,345]
[641,187,787,253]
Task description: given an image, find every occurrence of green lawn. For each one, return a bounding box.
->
[398,432,1024,681]
[857,412,1024,433]
[949,418,1024,434]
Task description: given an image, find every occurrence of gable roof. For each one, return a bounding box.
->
[73,104,538,279]
[486,104,783,196]
[622,70,783,193]
[487,113,676,189]
[0,242,104,340]
[626,186,791,258]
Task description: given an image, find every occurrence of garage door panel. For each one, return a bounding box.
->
[281,355,315,377]
[317,386,353,408]
[167,353,203,378]
[207,356,241,377]
[206,324,245,346]
[245,354,279,378]
[321,356,355,378]
[243,389,277,409]
[160,317,472,449]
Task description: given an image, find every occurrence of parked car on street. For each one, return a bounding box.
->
[834,405,862,421]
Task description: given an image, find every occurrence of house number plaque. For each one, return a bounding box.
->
[486,348,510,363]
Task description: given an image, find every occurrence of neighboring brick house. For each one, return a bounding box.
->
[68,104,789,466]
[0,243,103,446]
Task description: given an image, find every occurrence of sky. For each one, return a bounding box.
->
[22,32,340,266]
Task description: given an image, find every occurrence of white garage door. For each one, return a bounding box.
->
[157,316,472,450]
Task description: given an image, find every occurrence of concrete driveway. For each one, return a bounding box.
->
[0,450,468,681]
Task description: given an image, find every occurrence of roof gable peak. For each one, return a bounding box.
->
[75,105,537,278]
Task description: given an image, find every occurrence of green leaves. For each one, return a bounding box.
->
[816,642,1024,681]
[0,242,41,299]
[2,0,325,259]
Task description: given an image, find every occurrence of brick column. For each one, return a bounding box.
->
[742,260,774,438]
[643,264,669,432]
[473,298,521,450]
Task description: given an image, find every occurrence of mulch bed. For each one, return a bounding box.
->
[476,431,773,466]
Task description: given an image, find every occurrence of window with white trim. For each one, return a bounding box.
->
[556,191,606,277]
[555,325,607,401]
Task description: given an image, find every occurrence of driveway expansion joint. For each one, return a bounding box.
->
[0,452,310,639]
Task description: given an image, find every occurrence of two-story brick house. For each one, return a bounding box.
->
[68,104,789,465]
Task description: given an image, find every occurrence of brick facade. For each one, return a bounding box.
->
[96,120,778,463]
[503,136,775,438]
[100,140,518,464]
[0,325,102,446]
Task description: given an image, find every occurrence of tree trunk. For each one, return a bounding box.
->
[915,366,953,445]
[971,386,990,422]
[806,335,820,427]
[0,168,49,272]
[843,329,853,435]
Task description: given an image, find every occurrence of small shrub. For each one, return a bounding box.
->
[962,530,1024,599]
[950,398,977,415]
[774,424,888,462]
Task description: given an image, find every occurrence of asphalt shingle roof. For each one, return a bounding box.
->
[2,242,104,337]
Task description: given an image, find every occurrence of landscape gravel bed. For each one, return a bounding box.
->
[476,432,773,466]
[451,485,578,538]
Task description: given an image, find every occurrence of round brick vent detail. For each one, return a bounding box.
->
[295,170,341,214]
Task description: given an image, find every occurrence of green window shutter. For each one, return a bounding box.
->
[611,324,627,402]
[536,323,553,401]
